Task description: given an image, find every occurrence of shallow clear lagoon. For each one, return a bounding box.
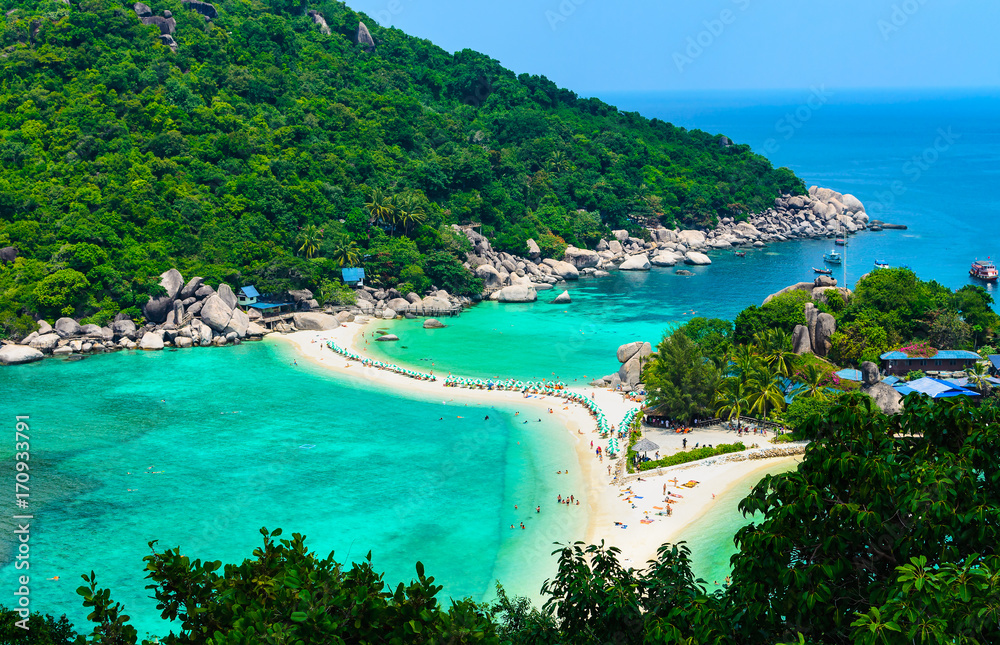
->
[0,341,585,636]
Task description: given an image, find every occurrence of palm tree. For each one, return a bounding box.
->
[330,236,362,267]
[714,378,750,430]
[396,193,427,235]
[792,362,829,400]
[296,224,323,259]
[365,188,393,228]
[746,363,787,421]
[765,333,795,378]
[965,360,993,395]
[732,344,759,378]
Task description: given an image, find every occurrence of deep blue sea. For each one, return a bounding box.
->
[3,89,997,636]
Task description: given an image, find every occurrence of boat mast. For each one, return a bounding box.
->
[843,223,848,288]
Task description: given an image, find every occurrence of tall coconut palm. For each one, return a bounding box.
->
[732,344,760,378]
[365,188,393,228]
[330,236,361,267]
[396,193,427,235]
[746,363,787,421]
[296,224,323,259]
[714,378,750,430]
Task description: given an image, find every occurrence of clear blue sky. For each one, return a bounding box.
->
[345,0,1000,94]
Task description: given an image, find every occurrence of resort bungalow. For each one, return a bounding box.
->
[879,349,981,376]
[237,286,259,307]
[342,267,365,287]
[989,354,1000,377]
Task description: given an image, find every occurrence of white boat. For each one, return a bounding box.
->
[824,250,842,264]
[874,261,890,269]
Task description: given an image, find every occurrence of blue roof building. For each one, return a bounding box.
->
[342,267,365,285]
[238,285,260,306]
[880,349,980,376]
[989,354,1000,376]
[893,377,979,399]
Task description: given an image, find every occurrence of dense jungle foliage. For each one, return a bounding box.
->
[0,0,804,336]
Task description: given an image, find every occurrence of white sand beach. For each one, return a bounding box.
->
[276,321,801,572]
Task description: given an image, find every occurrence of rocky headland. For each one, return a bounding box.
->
[0,185,882,367]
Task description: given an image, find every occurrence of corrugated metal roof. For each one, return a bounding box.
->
[835,368,863,381]
[240,286,260,297]
[248,302,293,309]
[342,267,365,282]
[989,355,1000,370]
[880,350,980,360]
[894,377,979,398]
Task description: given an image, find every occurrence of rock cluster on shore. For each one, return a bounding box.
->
[0,270,271,363]
[590,341,652,392]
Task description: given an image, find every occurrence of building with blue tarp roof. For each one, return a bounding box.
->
[892,377,980,399]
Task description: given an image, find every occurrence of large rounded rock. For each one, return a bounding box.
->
[223,308,250,338]
[247,322,267,336]
[861,361,880,386]
[552,290,571,304]
[386,298,410,314]
[494,284,537,303]
[381,308,397,319]
[677,230,706,248]
[526,238,541,260]
[174,336,193,348]
[139,332,164,350]
[217,283,238,310]
[683,251,712,266]
[608,240,623,255]
[618,353,649,387]
[563,246,600,269]
[0,345,44,365]
[619,254,651,271]
[541,259,579,281]
[792,324,812,355]
[650,251,681,267]
[143,269,185,324]
[79,323,104,338]
[179,276,205,300]
[862,381,902,415]
[194,284,215,299]
[375,334,399,342]
[29,333,60,352]
[617,341,652,364]
[423,318,446,329]
[200,294,234,332]
[54,318,82,337]
[814,313,836,357]
[291,312,339,331]
[476,264,503,288]
[841,194,865,214]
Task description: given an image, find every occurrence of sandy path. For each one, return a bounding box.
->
[275,321,800,570]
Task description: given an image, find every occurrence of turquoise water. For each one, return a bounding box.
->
[0,341,585,636]
[679,459,801,589]
[3,89,996,632]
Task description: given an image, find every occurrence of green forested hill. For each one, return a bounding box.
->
[0,0,803,335]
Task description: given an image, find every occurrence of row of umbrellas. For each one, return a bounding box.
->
[330,337,648,459]
[443,377,568,391]
[327,341,437,381]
